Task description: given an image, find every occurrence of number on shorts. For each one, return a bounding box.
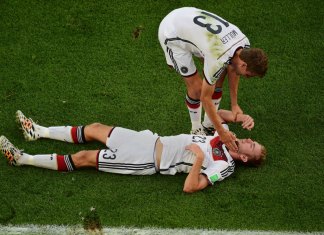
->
[102,148,117,160]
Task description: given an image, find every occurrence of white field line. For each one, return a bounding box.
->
[0,225,322,235]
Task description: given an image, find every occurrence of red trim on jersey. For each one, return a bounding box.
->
[212,90,222,99]
[210,136,228,162]
[57,155,68,171]
[71,126,78,143]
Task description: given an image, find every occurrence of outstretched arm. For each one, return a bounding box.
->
[201,79,237,151]
[217,109,255,130]
[183,144,209,193]
[227,67,243,117]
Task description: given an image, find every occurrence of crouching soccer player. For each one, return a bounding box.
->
[0,110,265,193]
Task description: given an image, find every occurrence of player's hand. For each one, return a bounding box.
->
[219,130,238,152]
[185,144,204,160]
[239,114,255,130]
[231,104,243,120]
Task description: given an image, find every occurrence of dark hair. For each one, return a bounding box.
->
[239,48,268,78]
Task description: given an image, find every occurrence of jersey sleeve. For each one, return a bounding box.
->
[203,37,251,85]
[203,56,228,85]
[202,160,229,185]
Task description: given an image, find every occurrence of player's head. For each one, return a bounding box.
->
[236,138,267,166]
[239,48,268,78]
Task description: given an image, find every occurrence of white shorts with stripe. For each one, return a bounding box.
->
[158,10,199,77]
[97,127,159,175]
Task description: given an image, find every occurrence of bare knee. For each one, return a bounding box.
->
[84,123,112,143]
[72,150,98,168]
[183,74,202,99]
[86,122,106,133]
[187,85,201,99]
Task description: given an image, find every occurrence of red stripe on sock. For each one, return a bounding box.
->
[71,126,78,143]
[57,155,68,171]
[186,101,201,109]
[212,91,222,99]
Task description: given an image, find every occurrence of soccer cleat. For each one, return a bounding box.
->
[0,136,22,166]
[16,110,40,141]
[190,127,207,136]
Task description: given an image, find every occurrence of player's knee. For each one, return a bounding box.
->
[72,150,97,168]
[187,88,201,100]
[184,77,202,99]
[87,122,104,131]
[85,123,105,139]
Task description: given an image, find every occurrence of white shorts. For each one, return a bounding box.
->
[97,127,159,175]
[158,13,198,77]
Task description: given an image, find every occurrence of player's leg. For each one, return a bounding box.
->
[0,135,98,171]
[16,110,83,143]
[84,123,113,145]
[16,110,113,145]
[159,23,205,134]
[182,72,205,134]
[163,44,205,134]
[71,150,98,168]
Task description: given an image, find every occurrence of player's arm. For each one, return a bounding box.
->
[201,79,226,133]
[227,66,243,117]
[201,79,237,151]
[218,109,254,130]
[183,144,209,193]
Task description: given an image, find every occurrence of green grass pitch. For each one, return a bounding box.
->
[0,0,323,232]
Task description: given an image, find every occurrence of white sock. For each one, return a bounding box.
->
[18,153,75,171]
[18,153,58,170]
[34,124,73,142]
[35,124,86,144]
[33,123,50,138]
[48,126,73,142]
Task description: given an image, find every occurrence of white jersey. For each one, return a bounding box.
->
[98,127,235,185]
[159,134,235,185]
[158,7,250,84]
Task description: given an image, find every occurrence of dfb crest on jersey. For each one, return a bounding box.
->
[212,148,221,156]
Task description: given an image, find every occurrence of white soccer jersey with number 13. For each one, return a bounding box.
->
[162,7,250,84]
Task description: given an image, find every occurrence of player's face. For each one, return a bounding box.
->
[238,66,256,78]
[237,138,262,160]
[243,70,257,78]
[234,59,257,78]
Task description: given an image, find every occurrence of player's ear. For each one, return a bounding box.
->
[239,154,248,163]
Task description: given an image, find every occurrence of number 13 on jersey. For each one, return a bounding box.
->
[193,11,229,34]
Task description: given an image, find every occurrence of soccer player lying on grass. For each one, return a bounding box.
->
[0,110,265,193]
